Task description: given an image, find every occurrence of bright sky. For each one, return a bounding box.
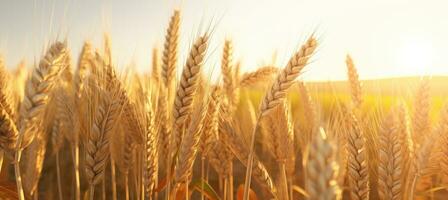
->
[0,0,447,80]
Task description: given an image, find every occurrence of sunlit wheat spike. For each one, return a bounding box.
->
[85,88,122,186]
[394,104,414,193]
[345,55,363,109]
[157,87,171,167]
[0,57,15,119]
[75,41,93,95]
[21,125,48,197]
[260,36,317,117]
[122,132,135,174]
[378,112,403,200]
[0,107,18,151]
[297,81,318,150]
[175,101,207,183]
[434,106,448,188]
[19,41,68,149]
[407,129,437,198]
[263,101,294,162]
[51,86,73,154]
[144,96,158,199]
[104,33,112,66]
[242,36,317,199]
[161,9,180,98]
[345,110,370,200]
[11,60,27,114]
[412,79,431,147]
[200,86,222,158]
[151,47,161,85]
[221,40,234,97]
[306,128,340,200]
[239,66,278,87]
[171,35,209,155]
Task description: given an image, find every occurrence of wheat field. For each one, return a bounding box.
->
[0,9,447,200]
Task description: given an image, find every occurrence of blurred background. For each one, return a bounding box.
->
[0,0,448,80]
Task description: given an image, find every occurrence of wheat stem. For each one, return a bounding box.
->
[56,152,63,200]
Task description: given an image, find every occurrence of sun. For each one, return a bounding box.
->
[395,37,433,76]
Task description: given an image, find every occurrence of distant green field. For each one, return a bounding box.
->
[241,76,448,121]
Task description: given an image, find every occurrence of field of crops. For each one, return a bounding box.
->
[1,9,448,200]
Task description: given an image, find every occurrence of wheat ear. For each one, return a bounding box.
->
[438,105,448,181]
[199,86,221,158]
[239,66,278,88]
[0,108,18,151]
[85,87,122,199]
[161,9,180,101]
[345,110,370,200]
[175,101,207,184]
[394,104,414,196]
[0,57,16,119]
[171,35,209,155]
[244,36,317,200]
[345,55,363,109]
[221,40,234,97]
[265,102,294,200]
[151,47,161,85]
[14,42,67,200]
[306,128,340,200]
[144,95,158,199]
[297,81,318,150]
[411,79,431,148]
[407,128,437,200]
[18,42,68,149]
[377,112,403,200]
[103,33,112,66]
[157,87,171,167]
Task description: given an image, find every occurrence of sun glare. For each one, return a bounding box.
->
[395,37,433,76]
